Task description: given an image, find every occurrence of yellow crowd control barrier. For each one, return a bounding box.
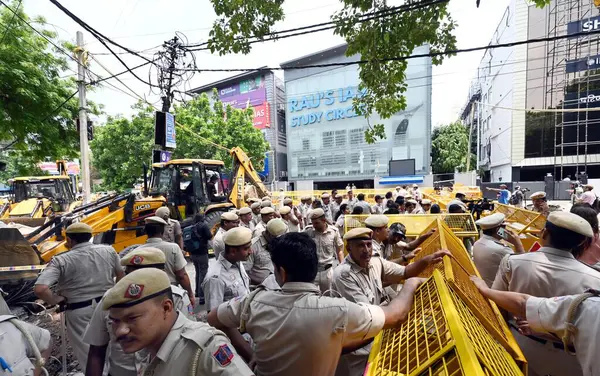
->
[366,218,526,375]
[343,214,478,239]
[492,203,546,235]
[366,271,525,376]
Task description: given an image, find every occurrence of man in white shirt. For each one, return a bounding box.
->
[579,184,596,206]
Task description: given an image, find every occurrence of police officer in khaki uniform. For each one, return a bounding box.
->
[34,222,124,370]
[492,212,600,376]
[473,276,600,376]
[321,193,334,224]
[155,206,184,250]
[304,208,344,293]
[472,213,525,287]
[213,212,240,258]
[333,228,450,376]
[282,198,303,230]
[252,207,275,239]
[420,199,432,214]
[207,232,427,376]
[0,315,52,376]
[260,199,272,208]
[364,216,435,262]
[238,207,255,232]
[84,247,193,376]
[331,194,344,220]
[530,191,551,217]
[202,227,252,311]
[278,206,297,232]
[246,218,288,286]
[250,202,261,226]
[103,268,253,376]
[143,216,195,306]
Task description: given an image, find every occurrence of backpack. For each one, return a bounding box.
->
[182,225,201,252]
[593,196,600,213]
[509,192,520,205]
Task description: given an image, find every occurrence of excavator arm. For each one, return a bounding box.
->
[228,147,269,208]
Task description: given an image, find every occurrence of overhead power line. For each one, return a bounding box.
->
[0,0,22,44]
[180,27,600,73]
[185,0,449,51]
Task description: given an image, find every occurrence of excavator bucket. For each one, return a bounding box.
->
[0,228,42,282]
[0,217,48,228]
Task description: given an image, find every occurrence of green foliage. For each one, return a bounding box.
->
[431,121,475,174]
[0,2,80,160]
[0,151,46,185]
[90,94,269,191]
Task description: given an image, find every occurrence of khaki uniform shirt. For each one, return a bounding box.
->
[322,204,334,223]
[83,287,193,376]
[383,241,410,261]
[492,247,600,295]
[252,222,266,240]
[216,282,385,376]
[246,235,274,285]
[526,295,600,376]
[140,313,253,376]
[212,228,226,258]
[532,204,550,218]
[144,238,187,284]
[35,243,122,302]
[344,197,358,211]
[202,254,250,311]
[0,316,51,376]
[162,218,182,244]
[251,213,261,227]
[333,255,405,305]
[241,220,255,232]
[285,218,299,232]
[303,225,343,267]
[372,240,384,257]
[331,202,342,220]
[472,235,514,287]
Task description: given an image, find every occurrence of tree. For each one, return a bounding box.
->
[90,93,270,191]
[431,121,475,174]
[0,2,81,161]
[206,0,551,143]
[0,151,46,185]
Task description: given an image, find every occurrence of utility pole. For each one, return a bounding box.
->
[76,31,91,203]
[161,37,179,112]
[466,102,475,172]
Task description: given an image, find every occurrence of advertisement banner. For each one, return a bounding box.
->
[222,87,267,109]
[219,85,240,98]
[38,161,80,175]
[252,103,271,129]
[566,55,600,74]
[567,16,600,36]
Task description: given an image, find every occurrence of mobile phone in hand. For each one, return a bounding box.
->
[497,227,508,240]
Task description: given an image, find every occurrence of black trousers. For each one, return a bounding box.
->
[190,253,209,298]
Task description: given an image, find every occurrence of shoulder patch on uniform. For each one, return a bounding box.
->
[213,344,234,367]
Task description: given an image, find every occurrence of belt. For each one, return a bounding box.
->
[65,296,103,311]
[511,324,576,353]
[318,264,333,272]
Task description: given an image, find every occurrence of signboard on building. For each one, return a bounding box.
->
[567,15,600,35]
[566,55,600,73]
[154,112,176,149]
[563,89,600,123]
[217,76,267,129]
[252,103,271,129]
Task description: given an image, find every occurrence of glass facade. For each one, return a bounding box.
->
[284,45,432,182]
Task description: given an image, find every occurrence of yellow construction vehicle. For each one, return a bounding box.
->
[0,161,81,227]
[1,146,268,268]
[147,147,268,229]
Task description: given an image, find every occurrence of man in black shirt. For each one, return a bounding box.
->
[189,213,213,304]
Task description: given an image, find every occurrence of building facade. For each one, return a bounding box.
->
[462,0,600,182]
[281,44,432,189]
[191,70,287,183]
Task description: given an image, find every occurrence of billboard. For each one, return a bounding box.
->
[567,16,600,36]
[566,55,600,73]
[217,76,268,129]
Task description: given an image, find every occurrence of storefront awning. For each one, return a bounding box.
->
[379,175,425,185]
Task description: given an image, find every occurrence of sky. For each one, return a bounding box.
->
[25,0,513,127]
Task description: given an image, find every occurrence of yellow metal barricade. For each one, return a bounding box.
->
[492,204,545,234]
[366,270,525,376]
[366,218,526,375]
[344,214,478,239]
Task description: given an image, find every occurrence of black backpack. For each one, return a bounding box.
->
[183,225,200,252]
[593,196,600,213]
[509,193,520,205]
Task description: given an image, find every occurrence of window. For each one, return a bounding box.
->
[335,130,347,147]
[322,131,334,148]
[350,128,364,145]
[298,157,316,167]
[302,139,310,151]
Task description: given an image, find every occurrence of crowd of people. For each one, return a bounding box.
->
[2,184,600,376]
